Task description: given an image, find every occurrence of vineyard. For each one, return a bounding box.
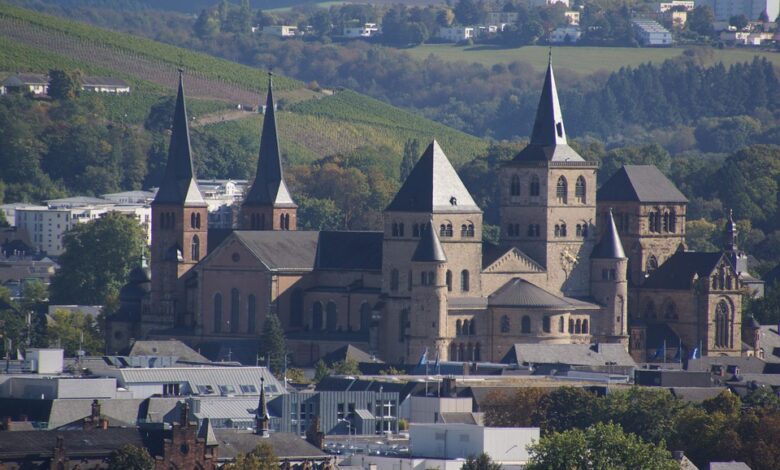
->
[0,3,487,166]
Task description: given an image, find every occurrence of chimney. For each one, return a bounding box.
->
[100,418,109,430]
[180,401,190,428]
[91,399,101,421]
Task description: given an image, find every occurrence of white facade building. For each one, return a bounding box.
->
[400,396,475,423]
[529,0,570,7]
[658,0,696,12]
[409,424,539,464]
[262,25,299,37]
[437,26,476,42]
[695,0,778,21]
[487,11,520,24]
[632,19,674,45]
[343,23,380,38]
[549,26,582,43]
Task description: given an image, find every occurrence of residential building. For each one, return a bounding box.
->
[549,26,582,43]
[0,73,48,95]
[565,10,581,25]
[657,0,696,12]
[529,0,570,7]
[487,11,520,24]
[632,19,674,45]
[262,25,299,37]
[343,23,380,38]
[80,76,131,93]
[409,423,538,463]
[437,26,476,42]
[102,190,156,204]
[695,0,778,21]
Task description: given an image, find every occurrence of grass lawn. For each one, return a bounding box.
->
[405,44,780,75]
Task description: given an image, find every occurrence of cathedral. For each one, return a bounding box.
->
[106,63,760,365]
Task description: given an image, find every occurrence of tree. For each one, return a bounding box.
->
[729,14,749,30]
[46,308,104,356]
[194,9,220,39]
[223,441,278,470]
[297,196,344,230]
[483,388,549,427]
[49,212,145,305]
[106,444,154,470]
[461,453,502,470]
[686,219,719,252]
[400,138,420,182]
[259,314,287,376]
[314,359,330,382]
[286,367,309,383]
[332,358,361,375]
[454,0,482,24]
[48,69,79,100]
[526,423,679,470]
[688,6,714,36]
[534,387,599,433]
[717,145,780,228]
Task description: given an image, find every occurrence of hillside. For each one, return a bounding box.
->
[0,3,487,166]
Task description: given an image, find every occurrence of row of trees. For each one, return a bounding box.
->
[482,386,780,469]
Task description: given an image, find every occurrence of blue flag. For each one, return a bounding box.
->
[417,348,429,367]
[434,351,440,374]
[651,341,666,361]
[689,348,699,360]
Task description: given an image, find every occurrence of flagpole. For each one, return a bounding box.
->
[662,340,666,365]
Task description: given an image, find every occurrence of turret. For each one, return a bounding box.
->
[254,377,270,437]
[241,73,297,230]
[590,209,628,343]
[409,222,450,361]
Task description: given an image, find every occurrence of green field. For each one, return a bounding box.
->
[406,44,780,75]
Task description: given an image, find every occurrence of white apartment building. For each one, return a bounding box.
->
[565,10,581,25]
[695,0,778,21]
[633,19,674,45]
[262,25,299,37]
[657,0,696,12]
[529,0,571,7]
[550,26,582,42]
[343,23,380,38]
[437,26,476,42]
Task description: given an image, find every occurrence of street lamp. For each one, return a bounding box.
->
[339,418,353,453]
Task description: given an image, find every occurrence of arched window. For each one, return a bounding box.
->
[191,235,200,261]
[467,343,474,361]
[191,212,197,228]
[461,224,468,237]
[568,318,574,334]
[390,269,399,292]
[555,225,561,237]
[360,302,371,332]
[662,212,670,232]
[326,301,338,331]
[440,223,453,237]
[474,343,481,362]
[669,209,677,233]
[461,270,470,292]
[510,174,521,196]
[392,223,399,237]
[458,343,465,361]
[230,288,240,333]
[467,223,475,237]
[398,223,405,236]
[556,176,568,204]
[213,293,223,333]
[469,319,476,335]
[576,224,582,237]
[461,320,469,336]
[500,315,510,333]
[646,255,658,273]
[530,175,540,196]
[280,214,285,230]
[440,224,446,236]
[413,224,420,237]
[582,319,589,334]
[521,315,531,334]
[715,300,730,348]
[291,289,303,327]
[582,224,588,238]
[450,342,458,361]
[446,270,452,292]
[312,302,323,330]
[575,176,586,203]
[664,302,677,320]
[575,319,582,334]
[645,300,656,319]
[559,316,565,333]
[543,316,551,333]
[648,213,656,233]
[284,213,290,230]
[247,294,256,333]
[456,319,462,336]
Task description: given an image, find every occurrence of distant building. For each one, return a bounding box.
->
[102,190,155,205]
[80,76,131,93]
[486,11,520,25]
[549,26,582,43]
[657,0,696,12]
[695,0,778,21]
[262,25,299,37]
[529,0,570,7]
[565,10,581,25]
[0,73,48,96]
[632,19,674,45]
[437,26,476,42]
[720,30,774,44]
[343,23,380,38]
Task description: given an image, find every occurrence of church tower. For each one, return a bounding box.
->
[148,72,208,330]
[409,222,450,361]
[590,209,628,344]
[499,57,597,296]
[241,73,297,231]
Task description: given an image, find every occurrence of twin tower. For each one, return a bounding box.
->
[146,72,298,331]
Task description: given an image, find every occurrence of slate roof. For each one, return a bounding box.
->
[316,231,383,270]
[386,140,480,213]
[48,398,142,429]
[80,76,129,87]
[114,367,285,395]
[152,73,206,206]
[207,228,233,254]
[233,231,319,271]
[591,210,626,259]
[758,326,780,363]
[412,223,446,262]
[213,430,328,460]
[2,73,48,86]
[320,344,383,366]
[642,251,725,290]
[513,60,585,163]
[244,75,295,208]
[686,356,768,374]
[597,165,688,203]
[128,340,210,363]
[0,428,146,459]
[709,463,752,470]
[503,343,636,367]
[489,278,596,309]
[669,387,729,403]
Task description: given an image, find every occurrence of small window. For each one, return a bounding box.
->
[197,385,215,395]
[240,384,258,394]
[543,316,551,333]
[521,315,531,334]
[500,315,510,333]
[530,176,540,196]
[510,174,520,196]
[556,176,568,204]
[218,385,236,395]
[575,176,586,203]
[461,270,470,292]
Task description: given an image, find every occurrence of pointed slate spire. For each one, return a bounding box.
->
[386,140,480,213]
[412,222,447,263]
[514,56,584,162]
[244,73,296,208]
[153,72,205,206]
[592,209,626,259]
[254,377,270,437]
[724,209,738,252]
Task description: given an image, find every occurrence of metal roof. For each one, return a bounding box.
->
[116,366,285,395]
[190,396,260,420]
[489,278,597,309]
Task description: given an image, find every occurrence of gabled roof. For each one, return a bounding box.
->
[128,339,210,363]
[642,251,726,290]
[152,73,206,206]
[591,210,626,259]
[597,165,688,203]
[489,278,596,309]
[244,74,295,208]
[320,344,383,366]
[2,73,48,86]
[412,223,446,262]
[232,231,320,271]
[80,76,129,87]
[386,140,480,213]
[482,243,545,272]
[213,430,328,461]
[0,428,146,459]
[513,59,584,163]
[503,343,636,367]
[315,231,383,270]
